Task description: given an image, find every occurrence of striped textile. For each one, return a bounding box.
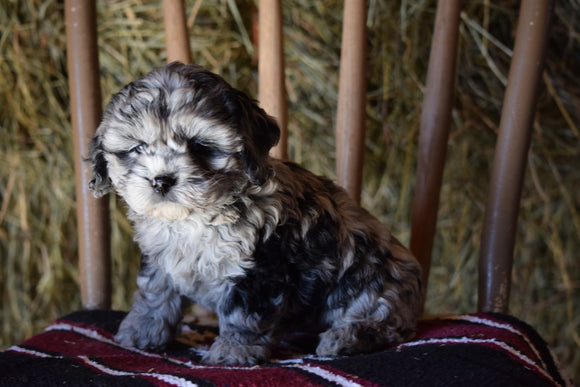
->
[0,310,571,386]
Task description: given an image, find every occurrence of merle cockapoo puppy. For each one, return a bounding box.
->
[89,62,422,365]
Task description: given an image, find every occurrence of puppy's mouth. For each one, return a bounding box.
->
[120,173,194,221]
[144,174,195,221]
[145,202,192,221]
[123,172,240,223]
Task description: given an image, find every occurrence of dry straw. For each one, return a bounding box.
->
[1,0,578,380]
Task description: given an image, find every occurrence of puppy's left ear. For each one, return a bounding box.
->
[239,99,281,185]
[88,134,113,198]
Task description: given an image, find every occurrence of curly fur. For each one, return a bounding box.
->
[89,62,422,366]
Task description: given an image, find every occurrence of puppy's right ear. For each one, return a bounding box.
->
[88,135,112,198]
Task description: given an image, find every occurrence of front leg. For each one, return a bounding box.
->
[202,284,279,365]
[202,312,273,366]
[115,267,185,351]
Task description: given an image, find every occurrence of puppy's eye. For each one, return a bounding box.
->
[188,138,223,170]
[131,144,147,154]
[188,138,215,159]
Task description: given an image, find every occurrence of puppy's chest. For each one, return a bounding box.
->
[135,217,256,295]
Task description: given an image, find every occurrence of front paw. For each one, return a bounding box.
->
[202,335,270,366]
[114,312,175,351]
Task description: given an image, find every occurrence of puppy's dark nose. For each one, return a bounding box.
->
[152,174,177,195]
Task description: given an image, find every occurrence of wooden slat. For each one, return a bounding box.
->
[478,0,554,313]
[65,0,111,309]
[409,0,461,309]
[163,0,193,64]
[335,0,368,204]
[258,0,288,159]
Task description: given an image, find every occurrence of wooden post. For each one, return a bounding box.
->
[335,0,368,203]
[410,0,461,311]
[259,0,288,159]
[478,0,554,313]
[65,0,111,309]
[163,0,193,64]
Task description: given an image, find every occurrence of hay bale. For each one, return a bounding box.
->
[0,0,578,380]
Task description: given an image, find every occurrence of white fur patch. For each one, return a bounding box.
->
[133,213,257,310]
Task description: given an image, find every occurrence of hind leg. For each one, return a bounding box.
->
[316,320,408,356]
[317,293,416,357]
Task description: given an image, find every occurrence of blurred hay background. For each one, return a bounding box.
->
[1,0,578,381]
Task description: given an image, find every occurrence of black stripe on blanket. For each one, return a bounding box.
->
[0,310,571,386]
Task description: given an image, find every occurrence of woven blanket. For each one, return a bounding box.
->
[0,310,570,386]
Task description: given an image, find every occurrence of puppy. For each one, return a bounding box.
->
[89,62,422,365]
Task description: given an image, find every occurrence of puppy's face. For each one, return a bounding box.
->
[89,63,280,221]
